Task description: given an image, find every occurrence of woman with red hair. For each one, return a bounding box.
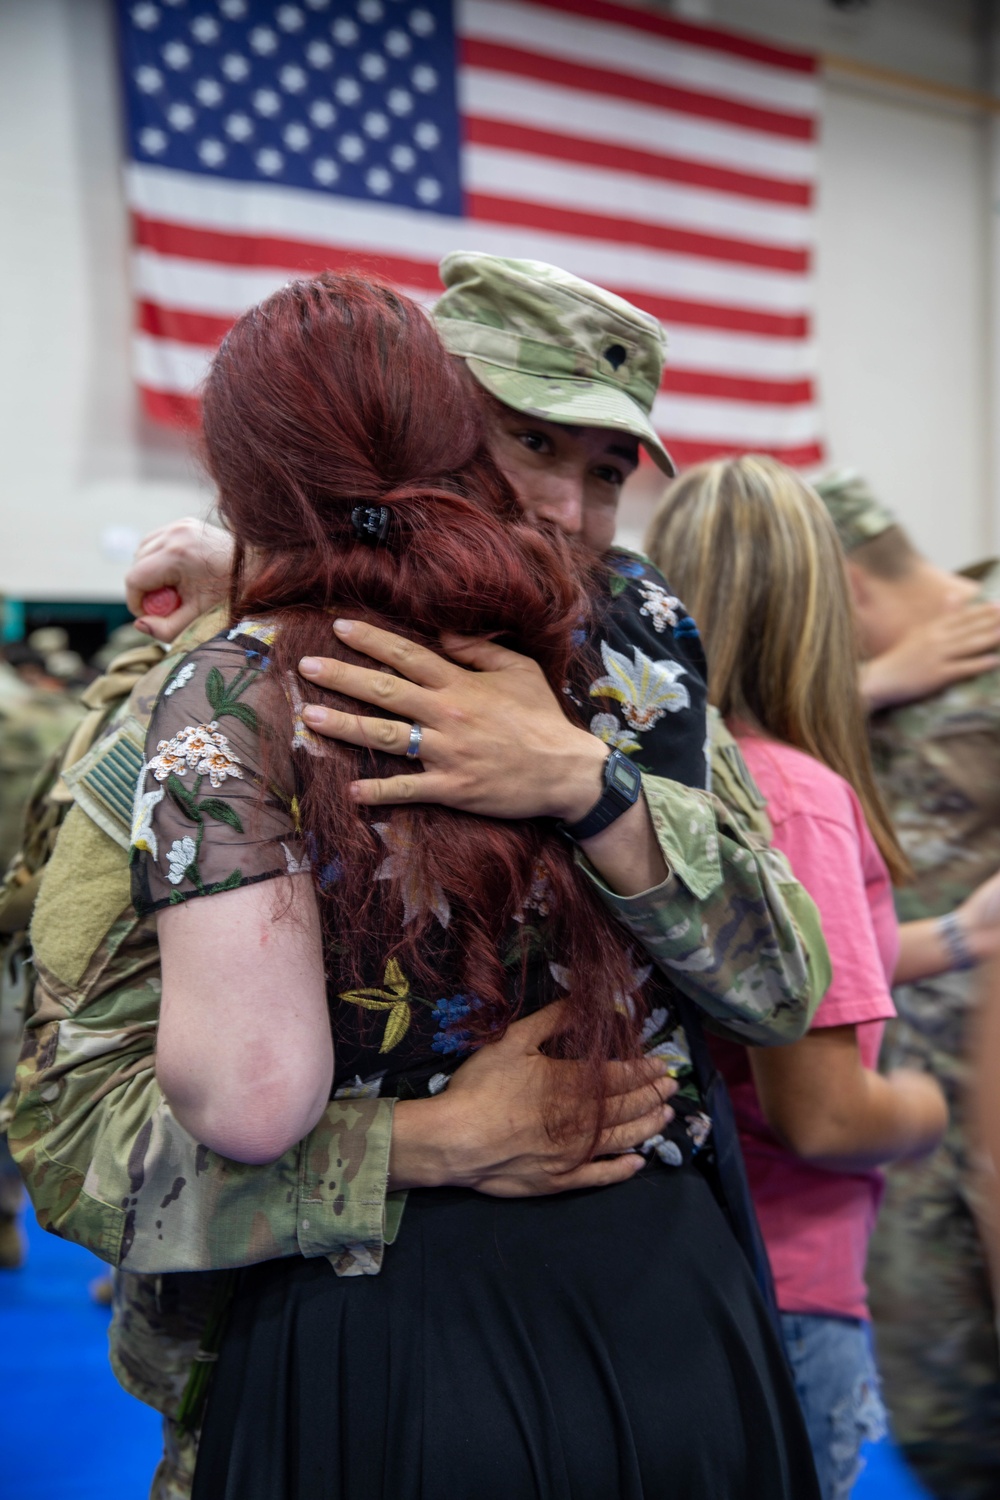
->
[131,274,818,1499]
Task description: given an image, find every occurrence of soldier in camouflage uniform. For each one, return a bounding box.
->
[817,469,1000,1500]
[10,259,831,1498]
[0,658,83,1267]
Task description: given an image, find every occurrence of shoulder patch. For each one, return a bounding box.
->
[63,717,147,851]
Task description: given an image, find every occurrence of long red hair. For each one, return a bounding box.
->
[200,273,647,1137]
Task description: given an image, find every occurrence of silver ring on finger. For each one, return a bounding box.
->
[405,722,423,759]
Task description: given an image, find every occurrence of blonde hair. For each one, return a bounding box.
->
[645,455,909,883]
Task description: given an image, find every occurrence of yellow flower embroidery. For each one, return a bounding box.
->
[339,958,412,1054]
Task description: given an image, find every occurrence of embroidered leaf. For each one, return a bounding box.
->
[609,573,628,597]
[200,799,244,832]
[205,667,225,713]
[166,774,202,822]
[217,701,260,733]
[209,869,243,894]
[380,1001,412,1053]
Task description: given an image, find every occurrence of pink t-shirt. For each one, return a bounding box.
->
[710,734,898,1321]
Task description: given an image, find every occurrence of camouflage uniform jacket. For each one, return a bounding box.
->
[869,559,1000,1139]
[864,563,1000,1475]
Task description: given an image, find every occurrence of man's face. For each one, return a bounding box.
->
[486,402,640,555]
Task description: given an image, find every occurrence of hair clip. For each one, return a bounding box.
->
[351,505,392,544]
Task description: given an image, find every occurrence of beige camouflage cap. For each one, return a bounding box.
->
[813,468,898,554]
[433,252,674,475]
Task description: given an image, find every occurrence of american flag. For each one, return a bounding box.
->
[119,0,823,469]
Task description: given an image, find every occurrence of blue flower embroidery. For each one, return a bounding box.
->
[305,832,342,891]
[431,993,479,1055]
[244,649,272,670]
[674,616,700,641]
[610,555,646,578]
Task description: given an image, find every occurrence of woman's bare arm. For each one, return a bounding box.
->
[156,873,333,1164]
[749,1024,946,1172]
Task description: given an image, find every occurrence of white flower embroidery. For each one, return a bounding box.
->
[166,836,197,885]
[287,678,324,757]
[616,964,653,1019]
[638,580,682,633]
[146,722,244,787]
[686,1112,712,1149]
[163,661,196,696]
[131,785,164,859]
[653,1137,684,1167]
[281,841,312,875]
[589,712,641,755]
[513,859,553,923]
[372,817,451,928]
[228,618,278,647]
[548,962,571,990]
[333,1070,386,1100]
[427,1072,450,1095]
[590,641,689,733]
[645,1026,692,1075]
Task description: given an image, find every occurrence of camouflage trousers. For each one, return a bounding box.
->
[151,1417,197,1500]
[0,941,27,1209]
[868,1145,1000,1500]
[110,1271,221,1500]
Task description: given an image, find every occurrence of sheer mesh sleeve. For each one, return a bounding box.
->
[130,629,303,915]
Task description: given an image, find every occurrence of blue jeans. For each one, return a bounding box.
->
[780,1312,888,1500]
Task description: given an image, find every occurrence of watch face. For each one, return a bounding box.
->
[609,753,641,798]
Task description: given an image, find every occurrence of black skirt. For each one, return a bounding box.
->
[192,1163,819,1500]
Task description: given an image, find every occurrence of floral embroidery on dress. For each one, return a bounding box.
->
[590,641,690,732]
[147,723,244,788]
[589,711,641,756]
[513,860,553,924]
[372,817,451,929]
[340,957,412,1054]
[281,841,311,875]
[166,836,197,885]
[333,1070,386,1100]
[641,1008,692,1075]
[163,661,197,697]
[228,619,277,648]
[638,580,682,633]
[131,786,164,860]
[430,993,480,1056]
[287,677,325,757]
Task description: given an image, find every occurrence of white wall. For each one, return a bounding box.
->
[0,0,212,602]
[1,0,997,595]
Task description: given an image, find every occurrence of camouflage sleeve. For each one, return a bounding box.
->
[10,792,399,1279]
[11,950,397,1275]
[577,763,831,1046]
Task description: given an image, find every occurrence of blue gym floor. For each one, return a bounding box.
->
[1,1208,928,1499]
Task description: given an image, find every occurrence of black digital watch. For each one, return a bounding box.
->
[559,748,642,842]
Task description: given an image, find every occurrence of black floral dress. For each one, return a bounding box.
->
[132,553,818,1500]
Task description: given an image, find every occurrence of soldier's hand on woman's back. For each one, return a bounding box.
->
[125,518,233,642]
[860,598,1000,713]
[388,1003,678,1197]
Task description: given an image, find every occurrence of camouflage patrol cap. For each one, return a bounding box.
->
[813,469,898,554]
[433,252,674,475]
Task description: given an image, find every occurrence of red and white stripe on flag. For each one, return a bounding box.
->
[127,0,823,470]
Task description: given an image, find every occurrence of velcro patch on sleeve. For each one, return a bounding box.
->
[63,718,147,850]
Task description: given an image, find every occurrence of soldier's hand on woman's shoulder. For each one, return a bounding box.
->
[125,518,234,643]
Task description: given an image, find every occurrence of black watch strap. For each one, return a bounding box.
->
[559,749,642,842]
